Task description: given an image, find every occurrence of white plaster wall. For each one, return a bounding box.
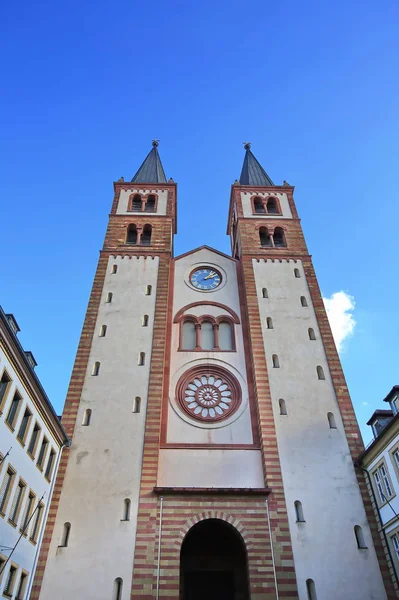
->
[240,191,292,219]
[253,258,387,599]
[117,188,168,215]
[159,248,264,489]
[0,349,61,599]
[366,436,399,527]
[39,255,159,600]
[158,449,264,487]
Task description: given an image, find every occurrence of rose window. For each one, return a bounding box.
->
[176,366,241,423]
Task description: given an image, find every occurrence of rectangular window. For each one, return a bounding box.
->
[0,370,11,413]
[9,479,26,525]
[5,390,22,429]
[30,502,44,543]
[380,464,393,497]
[17,407,32,445]
[392,534,399,562]
[0,555,6,586]
[37,437,48,469]
[15,570,28,600]
[3,564,17,597]
[27,423,41,458]
[20,491,36,535]
[0,466,16,515]
[373,462,394,504]
[373,469,386,503]
[45,449,56,481]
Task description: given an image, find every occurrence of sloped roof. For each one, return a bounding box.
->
[131,141,167,183]
[239,143,274,186]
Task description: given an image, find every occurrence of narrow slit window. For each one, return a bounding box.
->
[295,500,305,522]
[141,224,152,246]
[138,352,145,366]
[306,579,317,600]
[82,409,92,426]
[126,224,138,245]
[259,226,272,247]
[145,194,156,212]
[111,264,118,274]
[327,412,337,429]
[262,287,268,298]
[142,315,149,327]
[37,437,48,469]
[92,362,100,376]
[45,449,56,480]
[254,197,265,214]
[266,317,273,329]
[273,227,286,248]
[300,296,308,307]
[279,399,287,415]
[17,407,32,444]
[106,292,113,303]
[267,197,278,214]
[60,522,71,547]
[122,499,131,521]
[9,479,26,525]
[6,390,22,429]
[3,565,17,598]
[145,285,152,296]
[317,366,325,380]
[133,397,141,413]
[0,467,15,514]
[28,423,41,457]
[308,328,316,340]
[218,321,233,351]
[294,268,301,278]
[99,325,107,337]
[21,491,36,534]
[131,194,142,211]
[272,354,280,368]
[182,321,196,350]
[30,501,44,543]
[113,578,123,600]
[354,525,367,549]
[0,370,11,412]
[16,571,28,600]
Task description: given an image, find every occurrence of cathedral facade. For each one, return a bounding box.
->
[31,143,395,599]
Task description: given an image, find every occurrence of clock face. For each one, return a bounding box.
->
[190,267,222,291]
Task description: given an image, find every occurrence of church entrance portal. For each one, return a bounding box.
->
[180,519,249,600]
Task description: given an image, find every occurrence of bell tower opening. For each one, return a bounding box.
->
[180,519,249,600]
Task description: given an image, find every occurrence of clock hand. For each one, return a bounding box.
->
[204,271,216,280]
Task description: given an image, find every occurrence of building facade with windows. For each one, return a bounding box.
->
[358,386,399,596]
[0,307,69,599]
[31,142,395,599]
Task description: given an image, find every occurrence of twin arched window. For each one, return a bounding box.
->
[129,193,157,213]
[259,227,286,248]
[253,196,280,215]
[181,318,234,351]
[126,224,152,246]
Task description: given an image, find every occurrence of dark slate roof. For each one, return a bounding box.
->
[382,385,399,403]
[366,409,393,426]
[131,141,167,183]
[239,143,274,186]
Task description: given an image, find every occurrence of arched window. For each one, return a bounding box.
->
[99,325,107,337]
[308,328,316,340]
[306,579,317,600]
[138,352,145,366]
[111,265,118,274]
[142,315,149,327]
[254,197,265,214]
[126,225,137,245]
[113,578,123,600]
[106,292,113,303]
[279,399,287,415]
[259,227,272,247]
[294,268,300,278]
[317,366,325,380]
[262,287,268,298]
[354,525,367,549]
[327,412,337,429]
[273,227,286,248]
[133,397,141,413]
[182,321,196,350]
[272,354,280,368]
[60,522,71,547]
[92,362,100,376]
[145,285,152,295]
[82,409,92,426]
[201,321,214,350]
[266,317,273,329]
[131,194,142,211]
[122,499,131,521]
[218,321,233,350]
[145,195,156,213]
[267,197,278,214]
[141,224,152,245]
[300,296,308,307]
[295,500,305,522]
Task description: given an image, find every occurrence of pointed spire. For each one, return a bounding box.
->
[131,140,167,183]
[239,142,274,186]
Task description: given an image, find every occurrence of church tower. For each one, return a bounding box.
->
[31,143,394,600]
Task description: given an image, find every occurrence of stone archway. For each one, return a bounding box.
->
[180,518,250,600]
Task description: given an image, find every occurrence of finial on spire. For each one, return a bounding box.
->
[152,139,160,147]
[243,142,251,150]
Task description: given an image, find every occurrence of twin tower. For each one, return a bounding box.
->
[31,143,393,599]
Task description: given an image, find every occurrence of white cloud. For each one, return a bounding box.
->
[362,402,369,406]
[323,291,356,353]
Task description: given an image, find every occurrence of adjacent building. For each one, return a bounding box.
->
[358,385,399,597]
[0,307,69,599]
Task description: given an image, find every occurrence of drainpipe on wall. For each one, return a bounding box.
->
[265,497,279,600]
[156,496,164,600]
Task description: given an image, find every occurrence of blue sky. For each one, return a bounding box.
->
[1,0,398,443]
